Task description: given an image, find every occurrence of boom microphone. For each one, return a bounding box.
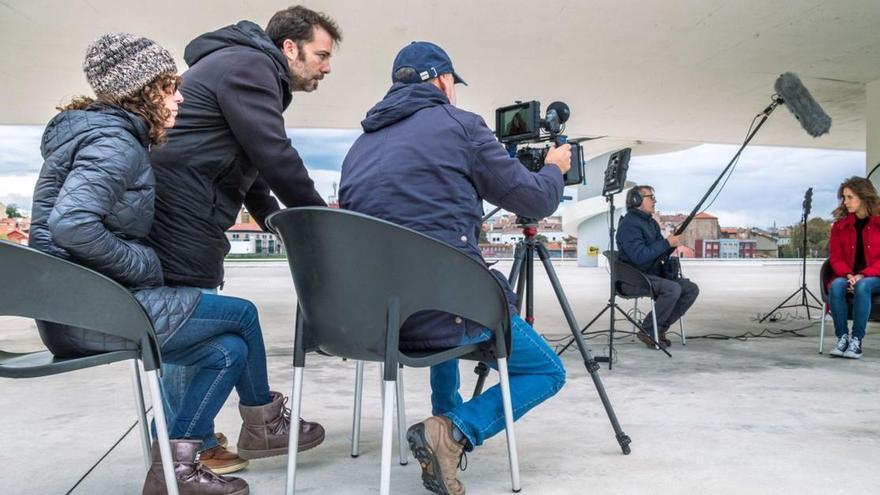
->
[774,72,832,138]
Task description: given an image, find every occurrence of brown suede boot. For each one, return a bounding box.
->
[199,445,249,475]
[141,440,249,495]
[407,416,467,495]
[658,332,672,347]
[237,391,325,459]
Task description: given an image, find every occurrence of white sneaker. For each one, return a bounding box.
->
[829,335,849,357]
[843,337,863,359]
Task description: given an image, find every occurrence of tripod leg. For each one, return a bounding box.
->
[525,244,535,325]
[509,242,527,315]
[559,305,609,356]
[472,362,491,397]
[534,243,631,454]
[758,287,802,323]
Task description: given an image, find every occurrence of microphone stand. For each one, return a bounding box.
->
[758,190,823,321]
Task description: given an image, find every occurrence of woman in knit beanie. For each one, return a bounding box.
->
[29,33,259,495]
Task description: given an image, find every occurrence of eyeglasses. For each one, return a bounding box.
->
[641,194,656,201]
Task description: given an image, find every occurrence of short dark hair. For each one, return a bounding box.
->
[266,5,342,51]
[392,67,428,84]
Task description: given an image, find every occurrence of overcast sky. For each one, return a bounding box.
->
[0,125,865,228]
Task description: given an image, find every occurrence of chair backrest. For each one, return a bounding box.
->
[267,207,511,362]
[603,250,653,297]
[819,258,833,302]
[0,241,161,370]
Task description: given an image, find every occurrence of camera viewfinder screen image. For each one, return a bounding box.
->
[499,106,535,140]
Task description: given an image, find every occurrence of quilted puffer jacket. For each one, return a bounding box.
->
[29,104,200,357]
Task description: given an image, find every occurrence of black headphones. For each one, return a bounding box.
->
[626,187,643,209]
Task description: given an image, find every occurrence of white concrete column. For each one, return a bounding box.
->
[867,78,880,187]
[568,151,631,267]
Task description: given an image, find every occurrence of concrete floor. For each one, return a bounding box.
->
[2,260,878,494]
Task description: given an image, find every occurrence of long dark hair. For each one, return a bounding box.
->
[58,73,181,145]
[832,176,880,219]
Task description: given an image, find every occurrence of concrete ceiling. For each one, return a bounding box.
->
[2,0,878,152]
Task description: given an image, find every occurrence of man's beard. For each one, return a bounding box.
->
[291,69,320,92]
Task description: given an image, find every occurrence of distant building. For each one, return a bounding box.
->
[226,223,284,255]
[0,202,6,219]
[695,238,757,258]
[485,215,568,244]
[659,212,720,254]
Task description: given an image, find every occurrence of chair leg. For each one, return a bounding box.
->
[396,366,408,466]
[631,299,639,342]
[497,357,521,492]
[679,316,687,346]
[651,300,660,350]
[285,367,305,494]
[146,370,179,495]
[351,360,365,458]
[819,303,827,354]
[130,360,151,471]
[380,380,396,495]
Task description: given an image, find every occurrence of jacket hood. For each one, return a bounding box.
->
[184,20,291,95]
[361,82,450,133]
[41,104,149,158]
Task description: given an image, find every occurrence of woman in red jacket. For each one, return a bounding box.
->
[827,176,880,359]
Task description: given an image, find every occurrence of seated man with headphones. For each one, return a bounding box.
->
[616,185,700,347]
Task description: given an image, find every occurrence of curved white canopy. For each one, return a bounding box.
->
[2,0,878,151]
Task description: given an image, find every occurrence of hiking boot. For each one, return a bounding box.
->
[658,332,672,347]
[199,445,249,475]
[830,335,849,357]
[141,439,249,495]
[637,330,661,349]
[407,416,466,495]
[843,337,863,359]
[237,391,325,459]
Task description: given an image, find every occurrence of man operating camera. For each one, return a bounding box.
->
[339,41,568,495]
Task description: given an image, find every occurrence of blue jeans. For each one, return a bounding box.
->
[429,315,566,450]
[154,294,272,447]
[829,276,880,340]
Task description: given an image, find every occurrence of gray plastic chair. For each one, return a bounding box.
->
[267,207,519,495]
[605,251,686,347]
[0,240,180,495]
[817,259,880,353]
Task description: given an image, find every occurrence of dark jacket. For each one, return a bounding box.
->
[829,213,880,278]
[30,105,201,357]
[339,82,563,349]
[147,21,326,289]
[616,208,670,276]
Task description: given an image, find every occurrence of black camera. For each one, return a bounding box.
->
[495,100,585,186]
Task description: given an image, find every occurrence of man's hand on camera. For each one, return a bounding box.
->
[544,144,572,175]
[666,234,681,247]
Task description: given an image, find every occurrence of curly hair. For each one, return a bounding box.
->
[832,176,880,219]
[58,73,181,145]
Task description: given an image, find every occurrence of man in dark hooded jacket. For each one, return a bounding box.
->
[339,41,568,495]
[148,5,340,289]
[146,5,341,466]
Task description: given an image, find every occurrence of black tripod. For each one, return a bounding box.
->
[474,217,632,455]
[557,194,670,369]
[759,188,822,322]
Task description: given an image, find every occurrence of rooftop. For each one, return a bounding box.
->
[2,260,877,494]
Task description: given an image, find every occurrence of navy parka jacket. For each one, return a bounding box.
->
[616,207,671,276]
[339,82,563,349]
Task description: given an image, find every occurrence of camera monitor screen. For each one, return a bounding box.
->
[496,101,540,143]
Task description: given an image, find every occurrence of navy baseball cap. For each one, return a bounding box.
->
[391,41,467,85]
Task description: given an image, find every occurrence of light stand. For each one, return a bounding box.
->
[759,187,822,321]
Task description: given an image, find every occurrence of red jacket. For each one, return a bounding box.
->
[828,213,880,278]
